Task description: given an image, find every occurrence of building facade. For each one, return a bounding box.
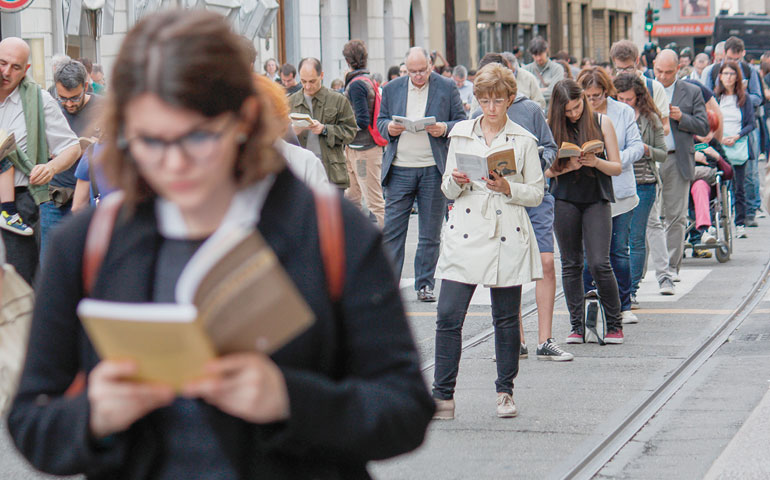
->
[558,0,635,62]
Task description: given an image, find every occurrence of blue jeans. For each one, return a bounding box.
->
[629,184,657,296]
[745,155,761,216]
[584,208,633,312]
[382,165,446,290]
[39,200,72,264]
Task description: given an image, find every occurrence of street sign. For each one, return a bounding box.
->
[0,0,34,13]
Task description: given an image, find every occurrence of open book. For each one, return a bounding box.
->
[78,231,315,391]
[455,147,517,182]
[392,115,436,133]
[289,112,314,128]
[557,140,604,159]
[0,130,17,161]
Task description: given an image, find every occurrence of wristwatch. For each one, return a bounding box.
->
[321,126,328,136]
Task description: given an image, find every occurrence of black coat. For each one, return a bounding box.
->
[7,169,434,479]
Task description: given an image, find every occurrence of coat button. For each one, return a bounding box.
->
[463,234,469,239]
[496,209,502,215]
[516,227,521,232]
[501,237,507,242]
[466,208,471,213]
[450,225,454,229]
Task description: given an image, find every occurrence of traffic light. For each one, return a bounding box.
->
[645,4,654,32]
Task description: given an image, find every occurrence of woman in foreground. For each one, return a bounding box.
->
[7,10,432,479]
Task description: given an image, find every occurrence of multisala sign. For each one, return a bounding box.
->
[0,0,34,13]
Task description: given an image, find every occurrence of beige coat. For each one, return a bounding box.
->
[435,117,544,287]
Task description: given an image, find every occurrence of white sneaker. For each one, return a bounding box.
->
[701,228,717,244]
[673,273,681,283]
[736,225,747,238]
[757,210,767,219]
[496,393,518,418]
[621,310,639,324]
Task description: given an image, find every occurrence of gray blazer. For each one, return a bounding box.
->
[376,72,466,185]
[669,80,710,180]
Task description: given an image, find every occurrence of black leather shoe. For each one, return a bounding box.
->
[417,286,436,302]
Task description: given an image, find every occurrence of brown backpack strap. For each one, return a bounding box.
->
[313,185,345,302]
[82,192,124,296]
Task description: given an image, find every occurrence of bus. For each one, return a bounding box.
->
[713,14,770,59]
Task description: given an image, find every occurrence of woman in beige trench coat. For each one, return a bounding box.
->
[432,63,544,421]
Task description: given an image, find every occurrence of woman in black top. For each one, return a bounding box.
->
[7,11,433,479]
[546,79,624,344]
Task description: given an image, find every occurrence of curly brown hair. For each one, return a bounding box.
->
[99,9,284,208]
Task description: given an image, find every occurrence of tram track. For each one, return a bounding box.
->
[557,257,770,480]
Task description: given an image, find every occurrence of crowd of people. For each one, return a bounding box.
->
[1,7,769,478]
[258,34,768,419]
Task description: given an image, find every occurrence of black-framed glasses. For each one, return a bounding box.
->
[614,66,636,75]
[56,91,85,105]
[119,115,238,167]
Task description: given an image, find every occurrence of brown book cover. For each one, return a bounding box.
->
[192,231,315,355]
[557,140,604,159]
[77,231,315,390]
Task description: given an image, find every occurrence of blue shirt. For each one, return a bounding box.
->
[605,97,644,200]
[73,144,117,205]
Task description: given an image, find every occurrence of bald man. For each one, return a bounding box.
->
[377,47,465,302]
[0,37,80,283]
[652,49,709,293]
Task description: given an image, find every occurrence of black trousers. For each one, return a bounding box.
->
[432,280,521,400]
[553,199,622,331]
[2,188,39,285]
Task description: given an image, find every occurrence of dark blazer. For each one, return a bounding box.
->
[376,72,466,185]
[669,79,710,180]
[7,169,434,479]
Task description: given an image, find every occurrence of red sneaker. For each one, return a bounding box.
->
[605,329,624,344]
[565,330,583,344]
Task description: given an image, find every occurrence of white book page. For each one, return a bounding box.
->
[77,299,197,323]
[455,153,487,182]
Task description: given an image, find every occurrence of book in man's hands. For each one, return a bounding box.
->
[455,147,517,182]
[0,130,17,161]
[557,140,604,159]
[391,115,437,133]
[289,112,314,128]
[77,231,315,391]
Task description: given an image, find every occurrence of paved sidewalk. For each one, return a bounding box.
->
[704,385,770,480]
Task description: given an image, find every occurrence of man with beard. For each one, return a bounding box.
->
[39,59,102,256]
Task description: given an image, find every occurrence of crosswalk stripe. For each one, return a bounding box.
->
[635,268,711,302]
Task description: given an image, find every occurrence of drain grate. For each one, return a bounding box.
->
[736,333,770,342]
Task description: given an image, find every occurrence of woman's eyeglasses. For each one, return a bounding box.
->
[120,115,238,167]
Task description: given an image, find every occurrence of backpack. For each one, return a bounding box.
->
[582,290,607,345]
[350,75,388,147]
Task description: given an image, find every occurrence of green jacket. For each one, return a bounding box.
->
[5,77,51,205]
[288,86,357,188]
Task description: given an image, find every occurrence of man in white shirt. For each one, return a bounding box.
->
[0,37,80,283]
[377,47,466,302]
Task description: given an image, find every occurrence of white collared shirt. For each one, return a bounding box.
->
[664,81,676,151]
[393,79,435,168]
[0,83,79,186]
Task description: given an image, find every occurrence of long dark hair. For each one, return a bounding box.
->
[613,73,661,121]
[548,79,601,148]
[101,9,284,207]
[714,61,747,107]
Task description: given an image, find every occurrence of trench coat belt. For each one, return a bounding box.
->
[464,189,499,239]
